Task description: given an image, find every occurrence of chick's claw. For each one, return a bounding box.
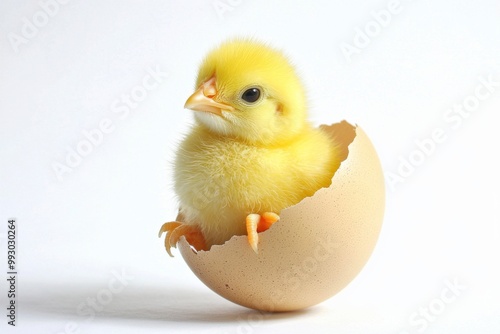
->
[158,222,207,257]
[246,212,280,254]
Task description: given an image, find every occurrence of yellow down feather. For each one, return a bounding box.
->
[174,38,342,247]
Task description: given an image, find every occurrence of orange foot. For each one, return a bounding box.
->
[158,222,207,257]
[246,212,280,254]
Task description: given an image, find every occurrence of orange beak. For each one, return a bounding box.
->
[184,76,234,116]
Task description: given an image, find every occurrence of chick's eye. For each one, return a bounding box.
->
[241,88,261,103]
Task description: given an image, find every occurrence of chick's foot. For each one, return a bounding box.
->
[158,222,207,257]
[246,212,280,254]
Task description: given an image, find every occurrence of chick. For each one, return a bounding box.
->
[159,38,342,256]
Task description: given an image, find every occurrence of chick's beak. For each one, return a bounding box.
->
[184,76,234,116]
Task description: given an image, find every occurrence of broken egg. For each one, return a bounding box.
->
[177,121,385,312]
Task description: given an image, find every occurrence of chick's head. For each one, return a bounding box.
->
[185,38,308,145]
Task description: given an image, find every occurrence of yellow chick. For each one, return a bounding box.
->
[159,38,342,256]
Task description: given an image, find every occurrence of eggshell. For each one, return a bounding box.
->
[177,121,385,312]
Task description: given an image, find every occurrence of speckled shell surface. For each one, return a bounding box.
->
[177,122,385,312]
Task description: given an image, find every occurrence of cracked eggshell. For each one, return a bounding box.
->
[177,121,385,312]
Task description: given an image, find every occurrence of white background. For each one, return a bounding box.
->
[1,0,499,333]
